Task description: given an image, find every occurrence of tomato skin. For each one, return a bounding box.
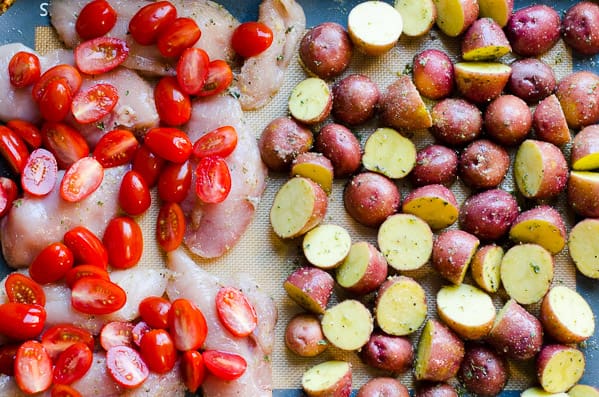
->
[182,350,205,393]
[51,384,83,397]
[65,264,110,288]
[93,129,139,168]
[15,340,52,394]
[0,343,19,375]
[0,303,46,340]
[21,148,58,196]
[195,156,231,204]
[32,64,82,103]
[231,22,274,58]
[63,226,108,269]
[157,17,201,58]
[132,144,165,187]
[154,76,192,126]
[106,345,149,389]
[75,0,117,40]
[119,170,151,215]
[144,127,192,163]
[158,161,191,203]
[9,51,41,88]
[0,125,29,174]
[0,177,17,217]
[71,277,127,315]
[71,83,119,124]
[41,324,95,361]
[75,37,129,75]
[29,242,74,285]
[216,287,258,337]
[177,48,209,95]
[193,126,238,159]
[6,119,42,149]
[140,329,177,373]
[100,321,135,351]
[5,273,46,306]
[60,157,104,203]
[129,1,177,45]
[168,298,208,351]
[103,216,144,269]
[202,350,247,381]
[156,201,185,252]
[132,321,151,347]
[39,77,72,122]
[197,60,233,97]
[53,342,92,385]
[139,296,171,329]
[41,121,89,169]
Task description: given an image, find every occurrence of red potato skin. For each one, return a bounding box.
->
[284,266,334,314]
[403,184,458,211]
[562,2,599,56]
[379,76,432,132]
[556,71,599,130]
[431,98,483,147]
[508,58,556,104]
[415,383,458,397]
[432,229,479,285]
[338,242,388,295]
[484,95,532,147]
[509,205,567,253]
[459,189,519,241]
[461,18,511,60]
[315,123,361,178]
[299,22,353,79]
[567,172,599,218]
[285,313,328,357]
[360,332,414,374]
[518,139,569,199]
[332,74,380,125]
[357,378,409,397]
[540,290,589,344]
[533,94,571,147]
[259,117,313,172]
[344,172,401,228]
[412,49,454,100]
[410,145,458,187]
[415,319,465,382]
[458,344,508,397]
[536,344,585,391]
[453,63,511,104]
[572,125,599,169]
[459,139,510,189]
[505,5,561,57]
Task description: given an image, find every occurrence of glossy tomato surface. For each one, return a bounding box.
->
[156,17,201,58]
[32,64,81,103]
[0,302,46,340]
[140,329,176,373]
[71,277,126,315]
[71,83,119,124]
[103,216,143,269]
[74,37,129,75]
[193,126,238,159]
[106,345,149,389]
[216,287,258,337]
[177,47,209,95]
[197,60,233,97]
[168,298,208,351]
[203,350,247,381]
[8,51,40,88]
[132,144,165,187]
[51,384,83,397]
[144,127,192,163]
[38,77,71,122]
[0,343,19,375]
[4,273,45,306]
[60,156,104,203]
[231,21,274,58]
[53,342,92,385]
[41,324,95,361]
[29,242,74,284]
[63,226,108,269]
[41,121,89,169]
[156,201,185,252]
[128,1,177,45]
[139,296,171,329]
[157,160,191,203]
[182,350,206,393]
[119,170,151,215]
[75,0,117,40]
[64,264,110,289]
[6,119,42,148]
[15,340,52,394]
[21,148,58,196]
[154,76,191,126]
[92,129,139,168]
[195,156,231,204]
[0,125,29,174]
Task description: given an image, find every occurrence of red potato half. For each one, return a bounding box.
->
[514,139,568,199]
[347,1,403,56]
[567,171,599,218]
[302,360,352,397]
[432,230,479,285]
[562,2,599,56]
[461,18,511,61]
[402,184,459,230]
[521,387,568,397]
[508,205,567,255]
[412,49,454,100]
[537,345,585,393]
[569,385,599,397]
[431,98,482,147]
[395,0,436,37]
[540,285,595,344]
[362,127,416,179]
[414,319,465,382]
[283,266,334,315]
[533,94,571,147]
[568,218,599,279]
[432,0,479,37]
[379,76,432,132]
[291,152,334,194]
[454,62,511,104]
[508,58,556,104]
[556,71,599,130]
[360,332,414,374]
[458,139,510,189]
[321,300,373,351]
[259,117,313,172]
[302,224,351,270]
[571,124,599,170]
[378,214,433,271]
[375,276,427,336]
[478,0,513,27]
[336,241,388,295]
[415,383,458,397]
[332,74,379,126]
[288,78,332,124]
[470,244,503,293]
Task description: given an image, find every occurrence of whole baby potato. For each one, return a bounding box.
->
[459,139,510,189]
[259,117,313,172]
[285,313,328,357]
[344,172,401,228]
[459,189,519,241]
[556,71,599,129]
[357,378,409,397]
[484,94,532,146]
[410,145,458,187]
[562,1,599,56]
[315,123,362,178]
[507,58,556,104]
[431,98,482,146]
[505,5,561,56]
[412,49,455,100]
[458,344,508,397]
[299,22,353,79]
[360,332,414,374]
[332,74,380,125]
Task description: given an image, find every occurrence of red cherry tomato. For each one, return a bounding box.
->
[202,350,247,381]
[0,183,10,218]
[0,303,46,340]
[168,298,208,351]
[177,47,209,95]
[29,242,74,285]
[71,83,119,124]
[39,77,72,122]
[195,156,231,204]
[106,345,148,389]
[74,37,129,75]
[51,384,83,397]
[75,0,117,40]
[140,329,176,374]
[15,340,52,394]
[60,157,104,203]
[103,216,143,269]
[157,161,191,203]
[119,170,151,215]
[8,51,41,88]
[156,201,185,252]
[154,76,191,126]
[63,226,108,269]
[100,321,134,351]
[139,296,171,329]
[53,342,92,385]
[0,343,19,375]
[157,17,201,58]
[0,177,17,212]
[6,119,42,148]
[92,129,139,168]
[128,1,177,46]
[5,273,45,306]
[197,60,233,97]
[21,148,58,196]
[41,121,89,169]
[182,350,206,393]
[215,287,258,337]
[132,321,151,347]
[41,324,95,361]
[0,125,29,174]
[65,264,110,289]
[132,144,165,187]
[193,126,237,159]
[32,64,82,103]
[231,22,274,58]
[144,127,192,163]
[71,277,126,315]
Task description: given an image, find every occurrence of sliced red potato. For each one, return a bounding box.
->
[302,224,351,269]
[362,127,416,179]
[470,244,503,293]
[514,139,568,199]
[568,171,599,218]
[284,266,334,315]
[321,299,373,351]
[533,94,571,147]
[540,285,595,344]
[433,0,479,37]
[454,62,511,103]
[288,78,332,124]
[537,345,585,394]
[347,1,403,55]
[432,229,479,285]
[569,218,599,279]
[478,0,513,27]
[571,124,599,170]
[461,17,511,61]
[401,184,459,230]
[394,0,436,37]
[500,243,553,305]
[521,387,568,397]
[509,205,567,255]
[378,214,433,271]
[375,276,427,336]
[291,152,334,194]
[301,361,352,397]
[414,319,464,382]
[335,241,388,295]
[569,385,599,397]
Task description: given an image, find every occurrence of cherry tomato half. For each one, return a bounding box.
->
[21,148,58,196]
[231,22,274,58]
[6,119,42,148]
[156,201,185,252]
[177,47,209,95]
[75,0,117,40]
[8,51,41,88]
[39,77,72,122]
[63,226,108,269]
[193,126,237,159]
[100,321,134,351]
[0,343,19,375]
[60,157,104,203]
[103,216,143,269]
[132,321,151,347]
[132,144,165,187]
[0,303,46,340]
[0,177,17,216]
[51,384,83,397]
[92,129,139,168]
[41,121,89,169]
[15,340,52,394]
[139,296,171,329]
[65,264,110,289]
[197,60,233,97]
[71,277,126,315]
[106,345,149,389]
[32,64,82,103]
[71,83,119,124]
[195,156,231,204]
[53,342,92,385]
[41,324,95,361]
[119,170,151,216]
[5,273,45,306]
[128,1,177,46]
[29,242,74,285]
[154,76,191,126]
[202,350,247,381]
[144,127,192,163]
[157,161,191,203]
[0,125,29,174]
[157,17,201,58]
[182,350,205,393]
[140,329,176,374]
[75,37,129,75]
[216,287,258,337]
[168,298,208,351]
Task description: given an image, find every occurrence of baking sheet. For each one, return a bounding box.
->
[0,0,598,396]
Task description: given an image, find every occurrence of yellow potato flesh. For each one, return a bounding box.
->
[377,214,432,271]
[478,0,511,26]
[303,224,351,269]
[515,140,544,197]
[434,0,465,37]
[291,162,333,194]
[573,152,599,170]
[402,196,458,230]
[569,218,599,279]
[270,178,316,238]
[546,286,595,341]
[321,300,373,350]
[394,0,435,36]
[302,361,350,391]
[288,78,330,123]
[474,246,503,293]
[437,284,495,330]
[509,219,565,254]
[500,244,553,305]
[376,278,427,335]
[363,128,416,179]
[455,62,512,75]
[348,1,403,54]
[540,348,584,393]
[336,242,370,288]
[463,45,511,61]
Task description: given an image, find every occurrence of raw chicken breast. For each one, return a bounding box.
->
[181,95,267,258]
[166,249,277,397]
[238,0,306,110]
[71,352,122,396]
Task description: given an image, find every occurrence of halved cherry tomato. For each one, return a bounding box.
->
[193,126,237,159]
[144,127,192,163]
[0,303,46,340]
[65,264,110,289]
[132,321,151,347]
[177,47,209,95]
[51,384,83,397]
[0,343,19,375]
[139,296,171,329]
[140,329,176,374]
[103,216,143,269]
[75,37,129,75]
[156,201,185,252]
[157,17,201,58]
[15,340,52,394]
[195,156,231,204]
[182,350,205,393]
[71,277,126,315]
[100,321,134,351]
[157,161,191,203]
[154,76,191,126]
[0,177,17,217]
[53,342,92,385]
[71,83,119,124]
[39,77,72,122]
[231,21,274,58]
[41,324,94,360]
[29,242,74,285]
[7,119,42,148]
[60,157,104,203]
[75,0,117,40]
[106,345,149,389]
[119,170,151,215]
[202,350,247,381]
[168,298,208,351]
[5,273,45,306]
[8,51,41,88]
[21,148,58,196]
[32,64,82,103]
[0,125,29,174]
[63,226,108,269]
[41,121,89,169]
[92,129,139,168]
[132,144,165,187]
[129,1,177,45]
[215,287,258,337]
[197,60,233,97]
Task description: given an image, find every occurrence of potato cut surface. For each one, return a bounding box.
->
[569,385,599,397]
[568,218,599,279]
[301,360,351,393]
[436,284,495,340]
[500,244,553,304]
[303,224,351,269]
[573,152,599,170]
[471,245,503,293]
[336,242,376,288]
[378,214,433,271]
[542,286,595,343]
[433,0,466,36]
[362,128,416,179]
[539,347,584,393]
[402,195,458,230]
[348,1,403,55]
[521,387,568,397]
[288,78,331,124]
[478,0,512,26]
[394,0,435,36]
[514,140,545,197]
[321,300,373,350]
[376,277,427,335]
[509,219,565,255]
[291,159,333,194]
